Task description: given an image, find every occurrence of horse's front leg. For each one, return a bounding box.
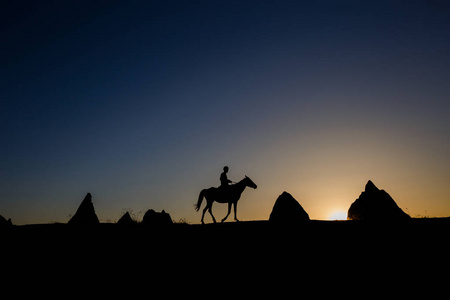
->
[221,202,232,223]
[233,202,239,222]
[208,202,217,224]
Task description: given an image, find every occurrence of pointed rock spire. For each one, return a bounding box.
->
[117,211,136,226]
[68,193,100,225]
[365,180,379,193]
[348,181,410,221]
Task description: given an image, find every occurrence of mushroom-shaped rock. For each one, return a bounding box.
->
[142,209,173,226]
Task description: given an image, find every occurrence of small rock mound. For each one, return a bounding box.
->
[117,211,137,226]
[347,180,410,221]
[0,215,13,228]
[142,209,173,226]
[68,193,100,225]
[269,191,310,222]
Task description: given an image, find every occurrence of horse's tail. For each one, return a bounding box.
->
[195,189,206,211]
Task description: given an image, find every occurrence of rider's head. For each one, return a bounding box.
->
[223,166,229,173]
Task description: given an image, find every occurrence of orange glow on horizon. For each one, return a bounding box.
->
[328,210,348,220]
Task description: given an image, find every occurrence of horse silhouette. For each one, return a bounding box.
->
[195,176,257,224]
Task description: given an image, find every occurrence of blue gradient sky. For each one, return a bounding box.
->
[1,0,450,224]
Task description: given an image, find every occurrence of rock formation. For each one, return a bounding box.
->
[117,211,136,226]
[0,215,13,228]
[68,193,100,225]
[142,209,173,226]
[347,180,410,221]
[269,191,310,222]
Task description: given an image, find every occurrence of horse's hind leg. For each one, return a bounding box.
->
[207,201,217,223]
[201,206,208,224]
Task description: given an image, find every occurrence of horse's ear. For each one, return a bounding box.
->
[245,175,248,178]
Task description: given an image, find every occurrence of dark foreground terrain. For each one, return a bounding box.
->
[3,219,449,295]
[4,218,449,259]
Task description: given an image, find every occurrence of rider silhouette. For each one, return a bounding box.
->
[220,166,232,188]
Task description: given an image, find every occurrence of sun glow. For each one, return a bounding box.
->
[329,210,348,220]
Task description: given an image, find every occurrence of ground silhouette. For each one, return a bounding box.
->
[3,218,448,296]
[2,180,449,291]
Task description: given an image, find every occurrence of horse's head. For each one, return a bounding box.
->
[244,175,257,189]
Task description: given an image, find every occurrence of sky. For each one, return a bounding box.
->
[1,0,450,224]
